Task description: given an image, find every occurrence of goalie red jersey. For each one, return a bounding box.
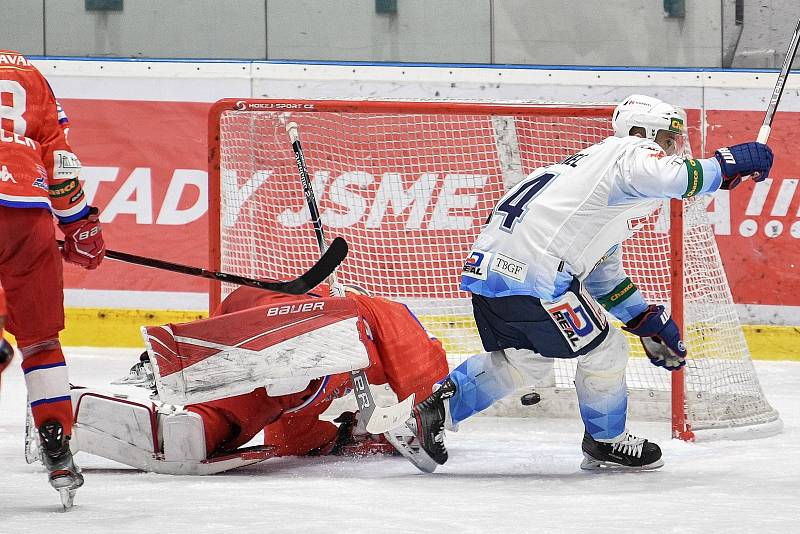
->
[190,285,449,457]
[66,286,449,474]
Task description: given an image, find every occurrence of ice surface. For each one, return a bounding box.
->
[1,348,798,532]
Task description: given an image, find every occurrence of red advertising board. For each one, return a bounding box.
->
[59,99,800,309]
[61,99,211,294]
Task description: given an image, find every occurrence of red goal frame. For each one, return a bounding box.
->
[207,98,692,439]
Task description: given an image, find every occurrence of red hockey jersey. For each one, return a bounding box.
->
[0,50,88,222]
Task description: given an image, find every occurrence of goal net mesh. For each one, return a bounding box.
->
[212,101,780,436]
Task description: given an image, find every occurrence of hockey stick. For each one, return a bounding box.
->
[756,17,800,143]
[56,238,348,296]
[286,122,414,435]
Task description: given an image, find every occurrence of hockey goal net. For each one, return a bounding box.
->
[208,98,781,440]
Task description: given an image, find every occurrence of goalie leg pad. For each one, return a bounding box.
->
[70,389,272,475]
[161,409,206,463]
[70,389,159,467]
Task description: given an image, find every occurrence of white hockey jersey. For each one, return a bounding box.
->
[460,135,721,323]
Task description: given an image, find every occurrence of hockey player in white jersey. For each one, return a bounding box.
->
[408,94,774,471]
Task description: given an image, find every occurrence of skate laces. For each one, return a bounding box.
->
[610,431,646,458]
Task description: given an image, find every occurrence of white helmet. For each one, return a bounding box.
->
[612,94,685,141]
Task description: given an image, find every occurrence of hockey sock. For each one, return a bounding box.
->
[21,343,73,435]
[446,351,519,427]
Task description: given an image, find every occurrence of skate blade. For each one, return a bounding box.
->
[580,453,664,471]
[384,429,438,473]
[58,488,76,510]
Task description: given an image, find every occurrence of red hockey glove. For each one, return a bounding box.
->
[58,206,106,270]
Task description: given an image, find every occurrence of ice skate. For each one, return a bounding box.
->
[580,429,664,470]
[406,378,457,467]
[38,421,84,510]
[111,351,156,391]
[384,421,439,473]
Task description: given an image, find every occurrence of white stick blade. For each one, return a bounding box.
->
[364,394,415,435]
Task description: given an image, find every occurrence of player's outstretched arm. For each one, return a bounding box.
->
[713,142,774,190]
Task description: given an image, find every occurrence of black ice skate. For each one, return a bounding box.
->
[38,421,84,509]
[580,429,664,470]
[407,378,457,466]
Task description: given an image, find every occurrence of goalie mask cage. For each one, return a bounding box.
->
[208,98,781,441]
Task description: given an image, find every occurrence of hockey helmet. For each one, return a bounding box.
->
[612,94,685,155]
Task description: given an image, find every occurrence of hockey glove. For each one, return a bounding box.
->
[622,305,686,371]
[714,142,774,190]
[58,206,106,270]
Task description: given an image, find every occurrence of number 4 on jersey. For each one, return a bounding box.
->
[493,171,558,232]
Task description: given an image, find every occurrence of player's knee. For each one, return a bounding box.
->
[577,327,629,375]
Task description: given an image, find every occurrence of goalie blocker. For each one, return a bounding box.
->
[59,286,449,475]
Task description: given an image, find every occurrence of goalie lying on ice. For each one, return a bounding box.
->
[46,285,448,475]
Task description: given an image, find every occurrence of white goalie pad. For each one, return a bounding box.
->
[68,388,274,475]
[142,297,371,405]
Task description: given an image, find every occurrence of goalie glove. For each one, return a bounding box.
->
[714,142,774,190]
[622,305,686,371]
[58,206,106,270]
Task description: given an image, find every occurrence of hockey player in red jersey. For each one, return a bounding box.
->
[64,285,449,475]
[1,49,106,506]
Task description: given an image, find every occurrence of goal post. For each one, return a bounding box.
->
[208,98,782,441]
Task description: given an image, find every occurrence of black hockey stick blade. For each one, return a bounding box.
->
[273,236,349,294]
[55,236,348,296]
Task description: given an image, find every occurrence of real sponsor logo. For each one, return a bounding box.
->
[547,302,595,348]
[543,287,605,350]
[266,301,325,317]
[490,252,527,283]
[462,250,489,280]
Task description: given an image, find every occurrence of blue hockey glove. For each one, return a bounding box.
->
[622,305,686,371]
[714,142,774,190]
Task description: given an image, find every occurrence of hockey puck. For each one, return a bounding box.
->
[520,391,541,406]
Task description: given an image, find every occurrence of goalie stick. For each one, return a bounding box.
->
[56,238,349,296]
[756,17,800,144]
[286,121,414,435]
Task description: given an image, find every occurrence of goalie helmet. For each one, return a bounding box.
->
[612,94,685,141]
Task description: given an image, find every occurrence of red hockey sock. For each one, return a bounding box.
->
[21,345,73,435]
